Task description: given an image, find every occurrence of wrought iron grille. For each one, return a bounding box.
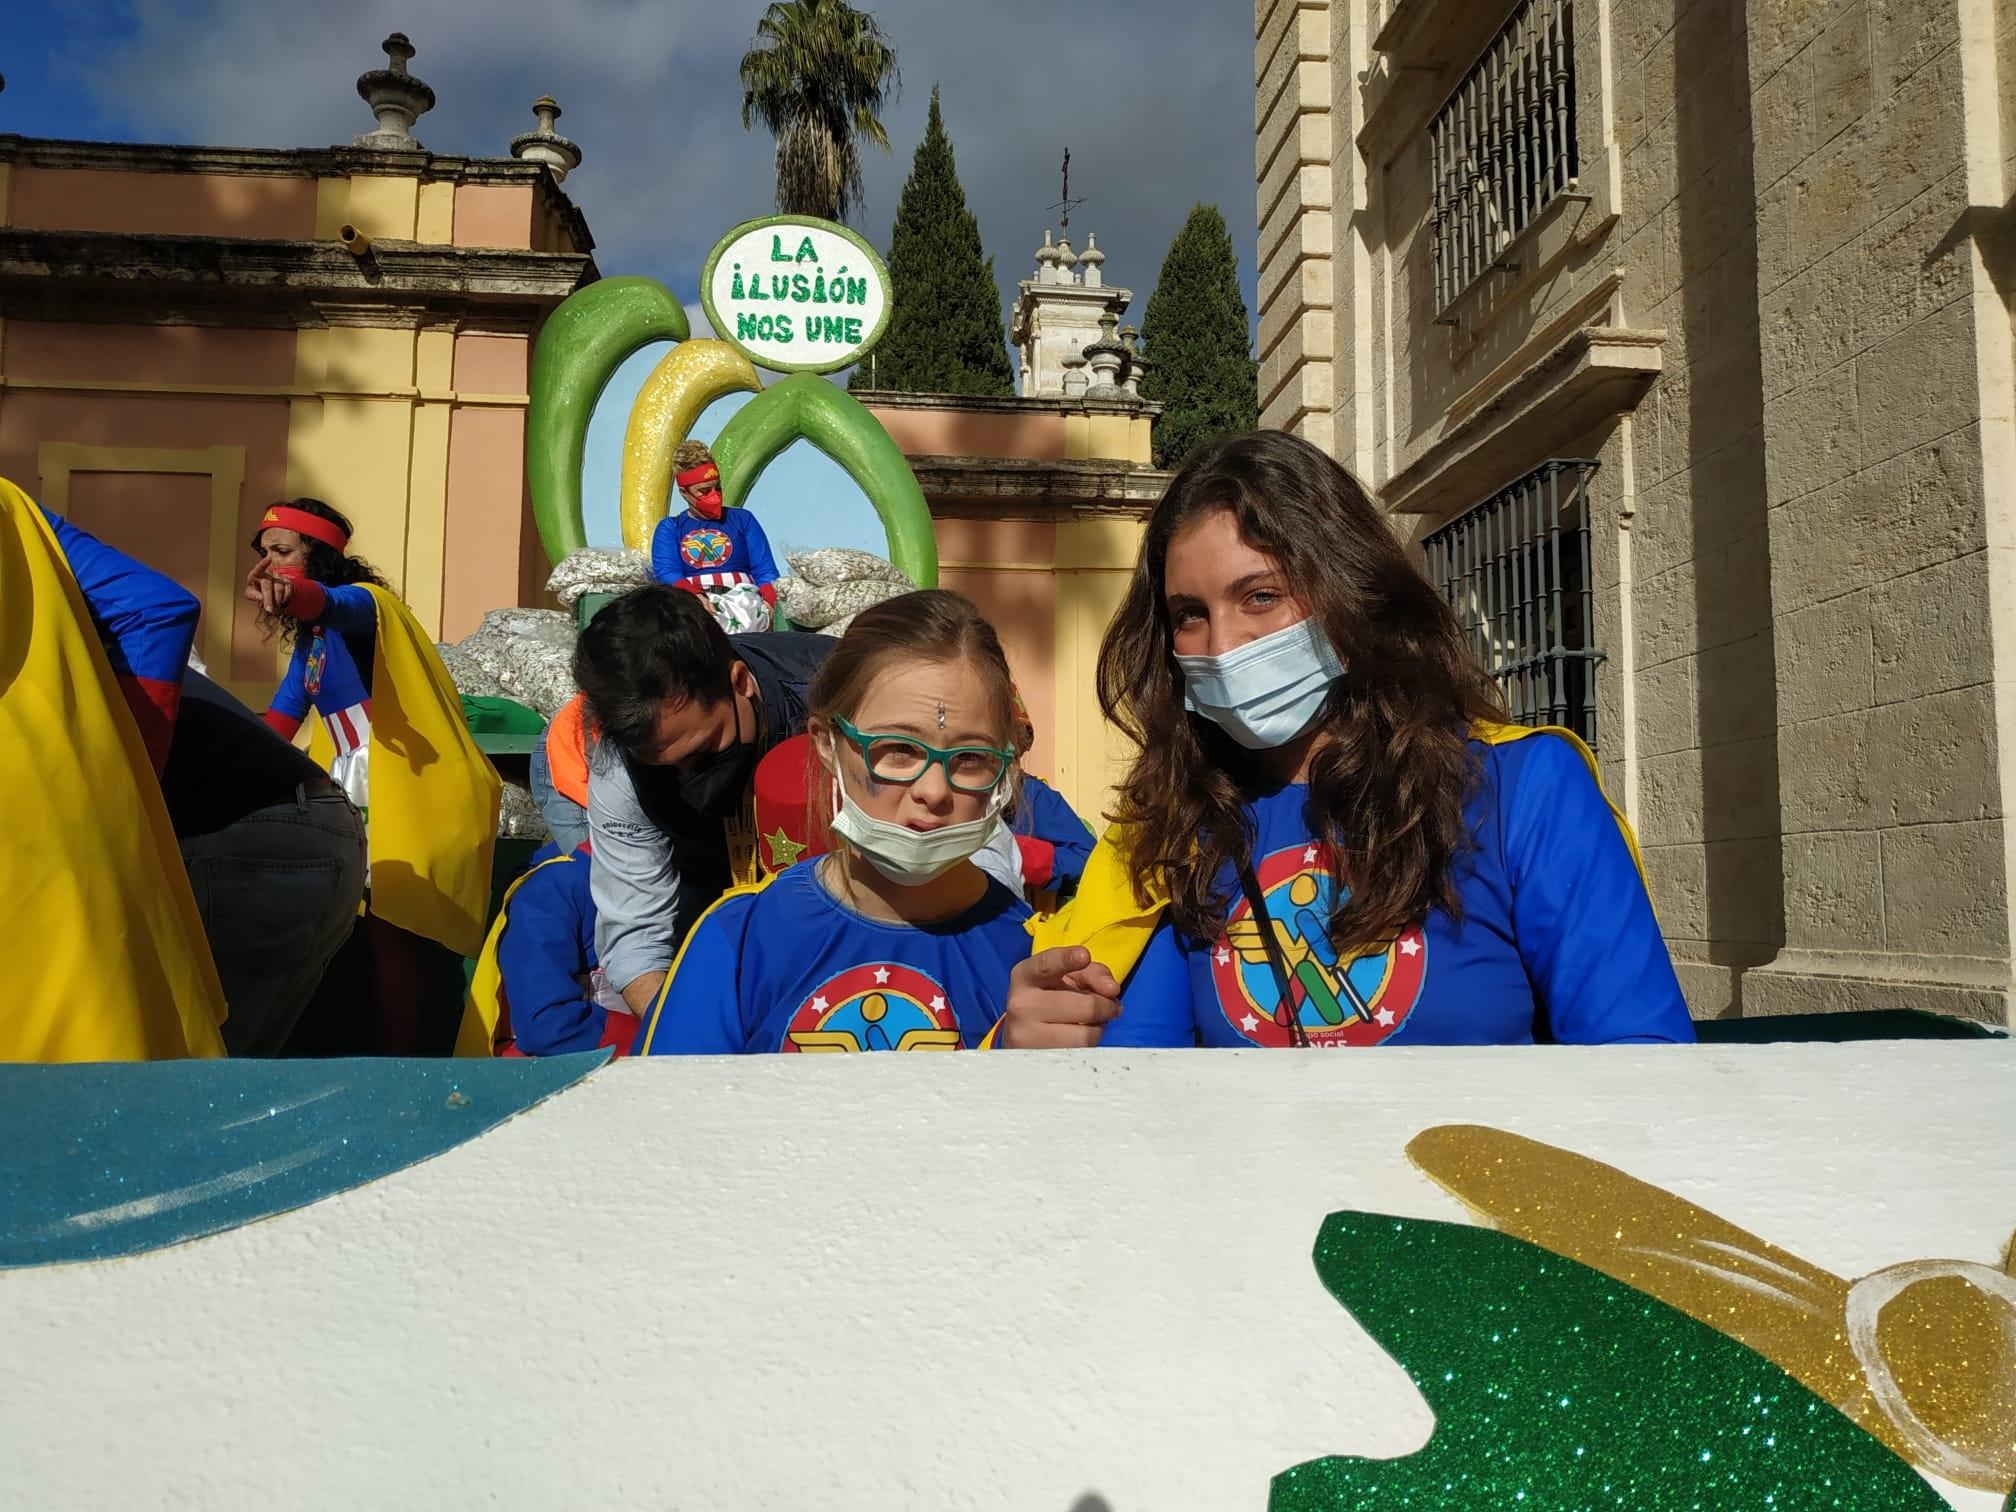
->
[1429,0,1580,313]
[1422,459,1602,748]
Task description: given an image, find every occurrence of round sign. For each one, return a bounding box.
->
[699,215,891,375]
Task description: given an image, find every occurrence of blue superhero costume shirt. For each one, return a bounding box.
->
[641,860,1032,1054]
[1013,774,1096,894]
[495,845,623,1056]
[1103,734,1693,1048]
[267,584,376,745]
[649,507,781,590]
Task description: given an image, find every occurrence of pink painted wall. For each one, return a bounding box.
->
[67,470,214,616]
[7,167,318,239]
[440,333,534,641]
[0,385,291,683]
[867,405,1069,462]
[452,185,534,250]
[5,321,296,389]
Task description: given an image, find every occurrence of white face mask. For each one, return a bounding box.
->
[829,771,1010,887]
[1177,615,1347,750]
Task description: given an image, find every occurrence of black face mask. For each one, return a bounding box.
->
[675,695,759,818]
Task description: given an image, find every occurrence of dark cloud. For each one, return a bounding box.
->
[63,0,1260,358]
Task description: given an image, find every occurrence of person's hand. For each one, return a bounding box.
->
[243,556,294,614]
[998,946,1122,1048]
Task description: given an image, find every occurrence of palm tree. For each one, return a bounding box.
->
[739,0,900,223]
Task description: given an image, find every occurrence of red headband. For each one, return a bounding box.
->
[260,505,350,552]
[676,462,721,490]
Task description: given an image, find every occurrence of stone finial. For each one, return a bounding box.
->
[1082,310,1129,397]
[355,32,436,150]
[1055,235,1078,272]
[1035,229,1063,284]
[1117,323,1146,397]
[1079,231,1106,289]
[511,95,583,184]
[1060,352,1090,398]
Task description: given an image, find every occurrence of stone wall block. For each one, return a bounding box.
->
[1870,552,1992,707]
[1639,748,1706,846]
[1697,634,1780,744]
[1752,52,1816,192]
[1864,683,2001,826]
[1767,454,1900,614]
[1777,592,1873,725]
[1811,1,1873,143]
[1637,653,1703,757]
[1778,706,1875,832]
[1881,819,2012,956]
[1782,828,1883,950]
[1701,735,1787,842]
[1636,562,1700,667]
[1761,363,1857,507]
[1643,841,1711,939]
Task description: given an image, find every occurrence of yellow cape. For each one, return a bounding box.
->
[0,478,226,1061]
[992,724,1643,1046]
[308,584,500,959]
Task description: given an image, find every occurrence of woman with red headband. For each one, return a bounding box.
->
[245,496,501,1053]
[651,440,781,633]
[246,498,389,805]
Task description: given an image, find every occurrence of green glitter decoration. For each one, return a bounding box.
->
[1271,1214,1949,1510]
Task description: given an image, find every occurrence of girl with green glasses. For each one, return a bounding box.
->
[638,590,1033,1054]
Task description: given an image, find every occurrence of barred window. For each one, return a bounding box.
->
[1429,0,1580,313]
[1422,460,1603,749]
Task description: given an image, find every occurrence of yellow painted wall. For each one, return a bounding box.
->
[1050,514,1147,826]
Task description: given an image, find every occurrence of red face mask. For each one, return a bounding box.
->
[678,463,724,520]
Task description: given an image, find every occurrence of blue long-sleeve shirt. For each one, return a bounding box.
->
[44,507,199,772]
[495,846,635,1056]
[1013,774,1096,896]
[1101,733,1695,1048]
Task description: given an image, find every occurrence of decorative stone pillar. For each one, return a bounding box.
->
[354,33,435,150]
[510,96,582,184]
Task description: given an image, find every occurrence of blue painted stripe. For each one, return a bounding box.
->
[0,1052,607,1269]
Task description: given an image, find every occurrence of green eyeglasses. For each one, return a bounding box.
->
[831,716,1013,794]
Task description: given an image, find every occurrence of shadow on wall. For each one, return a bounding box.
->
[1673,0,1784,1009]
[578,342,889,564]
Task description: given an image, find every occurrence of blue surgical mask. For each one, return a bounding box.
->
[1177,615,1347,749]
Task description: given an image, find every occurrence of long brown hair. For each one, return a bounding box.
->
[1098,430,1506,953]
[806,589,1018,847]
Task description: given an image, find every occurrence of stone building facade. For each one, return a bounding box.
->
[1255,0,2016,1026]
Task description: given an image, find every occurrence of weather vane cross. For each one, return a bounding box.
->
[1050,148,1087,232]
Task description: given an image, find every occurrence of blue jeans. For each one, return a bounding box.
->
[530,722,590,852]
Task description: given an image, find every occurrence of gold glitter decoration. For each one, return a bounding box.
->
[1407,1124,2016,1494]
[763,826,807,872]
[620,339,761,549]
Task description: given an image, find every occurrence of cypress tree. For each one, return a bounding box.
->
[1138,204,1259,468]
[854,84,1013,396]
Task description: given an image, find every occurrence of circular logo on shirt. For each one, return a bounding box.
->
[303,629,327,698]
[680,527,733,569]
[782,962,962,1052]
[1209,841,1427,1047]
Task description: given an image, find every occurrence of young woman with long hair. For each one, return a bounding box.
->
[998,431,1692,1049]
[638,589,1033,1054]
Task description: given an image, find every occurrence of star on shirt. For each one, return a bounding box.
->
[1375,1008,1396,1027]
[809,996,828,1013]
[763,827,807,871]
[1241,1014,1260,1032]
[929,995,947,1014]
[873,966,891,984]
[1215,946,1232,966]
[1303,846,1319,864]
[1398,937,1421,956]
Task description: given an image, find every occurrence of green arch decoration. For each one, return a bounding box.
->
[528,276,690,563]
[710,374,938,588]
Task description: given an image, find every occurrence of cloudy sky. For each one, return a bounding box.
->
[5,1,1261,354]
